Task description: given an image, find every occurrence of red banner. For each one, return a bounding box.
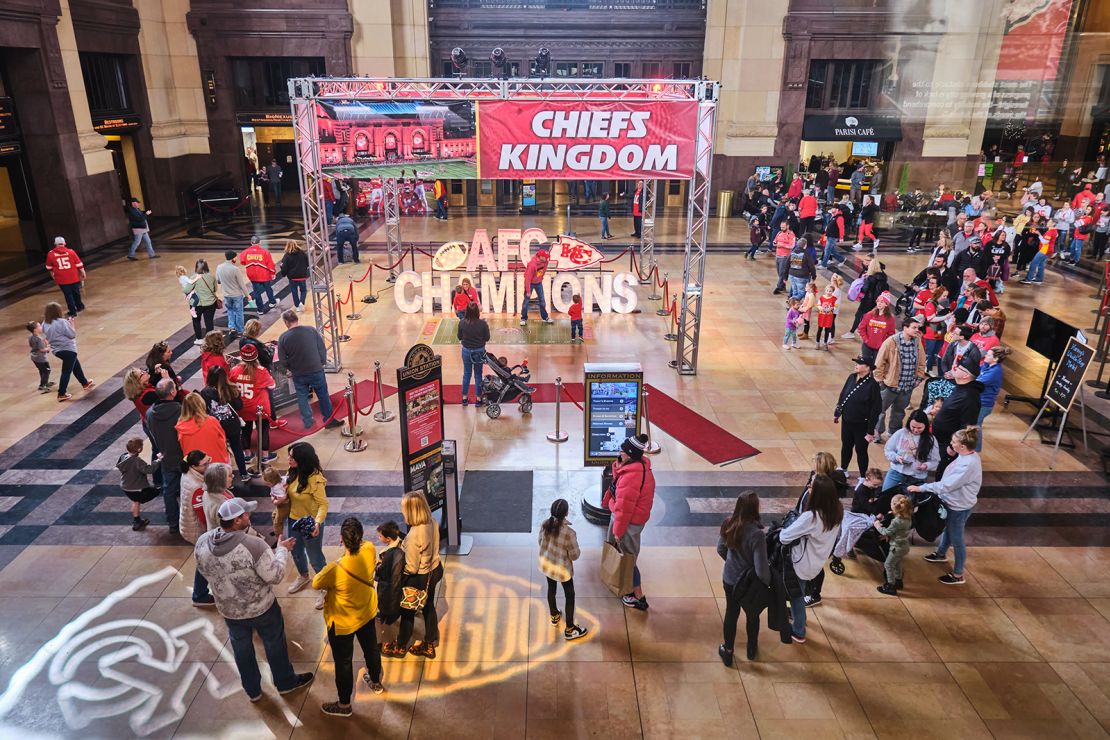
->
[477,100,697,180]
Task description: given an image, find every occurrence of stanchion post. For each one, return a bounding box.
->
[546,376,569,443]
[372,360,396,422]
[663,299,679,341]
[642,387,661,454]
[648,267,661,301]
[342,388,367,452]
[340,371,363,437]
[346,281,361,321]
[656,272,670,316]
[248,405,265,476]
[334,292,351,342]
[368,263,376,301]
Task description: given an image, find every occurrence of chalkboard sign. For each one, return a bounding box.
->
[1046,337,1095,411]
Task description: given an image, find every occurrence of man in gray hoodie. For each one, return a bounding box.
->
[195,497,313,701]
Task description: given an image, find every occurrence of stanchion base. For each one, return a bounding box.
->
[343,438,368,452]
[362,296,378,304]
[337,335,351,342]
[663,333,678,341]
[648,292,661,300]
[346,313,361,320]
[1087,379,1109,391]
[341,424,363,437]
[1097,390,1110,401]
[373,411,396,422]
[581,495,611,526]
[639,277,652,285]
[441,534,474,556]
[546,431,569,443]
[644,441,661,454]
[656,308,669,316]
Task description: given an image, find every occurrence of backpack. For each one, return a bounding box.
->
[848,276,866,301]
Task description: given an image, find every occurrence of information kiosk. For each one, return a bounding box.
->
[580,363,643,524]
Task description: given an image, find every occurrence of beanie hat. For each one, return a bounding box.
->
[239,343,259,362]
[620,434,649,461]
[877,291,894,306]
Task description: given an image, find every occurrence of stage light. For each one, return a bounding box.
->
[451,47,469,74]
[490,47,507,79]
[534,47,551,78]
[651,82,664,94]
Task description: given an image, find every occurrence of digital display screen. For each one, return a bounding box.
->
[587,381,640,460]
[851,141,878,157]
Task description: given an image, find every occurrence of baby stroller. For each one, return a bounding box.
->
[481,357,536,419]
[829,484,947,575]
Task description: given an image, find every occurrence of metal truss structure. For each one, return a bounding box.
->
[289,76,719,373]
[383,178,402,281]
[639,179,657,284]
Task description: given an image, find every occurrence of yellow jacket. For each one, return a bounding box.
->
[312,542,378,635]
[287,471,328,525]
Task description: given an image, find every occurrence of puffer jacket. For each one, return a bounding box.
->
[179,468,205,544]
[602,457,655,539]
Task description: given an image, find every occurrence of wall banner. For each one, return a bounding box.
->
[477,100,698,180]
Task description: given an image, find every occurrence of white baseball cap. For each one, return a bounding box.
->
[54,237,66,245]
[217,497,257,521]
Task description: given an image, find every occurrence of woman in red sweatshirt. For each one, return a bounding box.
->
[857,294,897,364]
[175,392,229,465]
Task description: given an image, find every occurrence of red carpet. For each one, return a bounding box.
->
[264,379,395,449]
[643,384,760,465]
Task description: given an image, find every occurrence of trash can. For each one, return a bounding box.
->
[717,189,735,217]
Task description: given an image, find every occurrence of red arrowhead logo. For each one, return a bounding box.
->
[548,236,604,270]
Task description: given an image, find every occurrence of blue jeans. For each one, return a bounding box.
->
[336,234,359,263]
[925,338,943,372]
[521,282,549,321]
[288,279,307,308]
[883,469,926,492]
[225,601,299,697]
[976,405,992,452]
[788,275,807,299]
[287,520,327,576]
[461,347,485,401]
[128,231,155,257]
[1026,251,1047,282]
[936,506,972,575]
[251,280,276,312]
[161,468,181,531]
[1070,237,1083,262]
[571,319,583,338]
[270,182,282,204]
[783,327,797,346]
[292,371,333,429]
[59,282,84,315]
[600,215,611,237]
[821,238,843,268]
[789,577,809,638]
[224,295,245,333]
[325,200,334,224]
[193,569,210,602]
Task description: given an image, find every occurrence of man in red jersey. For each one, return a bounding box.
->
[45,237,86,317]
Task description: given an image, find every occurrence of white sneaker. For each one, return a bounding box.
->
[193,339,204,346]
[288,574,311,594]
[840,332,856,339]
[851,243,863,251]
[782,344,790,350]
[543,319,554,325]
[519,320,527,326]
[872,239,880,251]
[314,589,326,610]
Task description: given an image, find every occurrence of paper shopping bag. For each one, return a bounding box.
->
[599,541,635,596]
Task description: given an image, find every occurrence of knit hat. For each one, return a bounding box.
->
[239,343,258,362]
[877,291,894,306]
[620,433,649,461]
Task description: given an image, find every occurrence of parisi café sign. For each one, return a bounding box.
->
[801,113,902,141]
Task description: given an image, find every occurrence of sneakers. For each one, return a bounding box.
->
[564,624,588,641]
[194,339,204,345]
[851,242,863,251]
[240,474,254,484]
[324,419,344,429]
[841,331,856,339]
[790,632,807,644]
[278,672,315,695]
[621,594,649,610]
[938,572,965,585]
[248,693,262,703]
[923,552,947,563]
[131,517,149,531]
[127,255,139,261]
[550,611,562,626]
[321,702,352,717]
[269,418,289,429]
[461,398,469,406]
[803,594,821,608]
[519,320,527,326]
[288,574,312,594]
[380,642,407,658]
[409,642,436,659]
[314,589,326,610]
[57,393,73,403]
[364,673,386,694]
[261,452,278,463]
[37,384,51,393]
[82,382,95,391]
[543,319,554,325]
[191,594,216,608]
[782,344,790,350]
[876,582,898,596]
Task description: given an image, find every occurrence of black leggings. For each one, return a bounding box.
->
[54,350,88,396]
[546,577,575,627]
[192,303,217,340]
[327,620,382,704]
[840,420,870,475]
[397,564,443,647]
[722,580,760,653]
[242,418,270,454]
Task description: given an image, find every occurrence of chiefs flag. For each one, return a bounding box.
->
[477,100,697,180]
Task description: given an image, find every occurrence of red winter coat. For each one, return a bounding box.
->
[603,457,655,539]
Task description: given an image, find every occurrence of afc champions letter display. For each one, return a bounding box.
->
[582,362,644,466]
[397,344,447,510]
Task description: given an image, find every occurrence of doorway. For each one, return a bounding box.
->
[0,151,43,271]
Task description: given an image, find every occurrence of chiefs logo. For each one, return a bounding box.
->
[548,236,604,270]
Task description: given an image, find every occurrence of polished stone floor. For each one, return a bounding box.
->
[0,211,1107,737]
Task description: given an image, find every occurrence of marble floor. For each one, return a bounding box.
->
[0,213,1107,737]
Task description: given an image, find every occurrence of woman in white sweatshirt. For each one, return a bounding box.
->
[779,475,843,643]
[908,426,982,585]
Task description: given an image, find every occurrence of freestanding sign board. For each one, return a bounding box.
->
[583,362,643,467]
[397,344,446,510]
[1022,336,1093,468]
